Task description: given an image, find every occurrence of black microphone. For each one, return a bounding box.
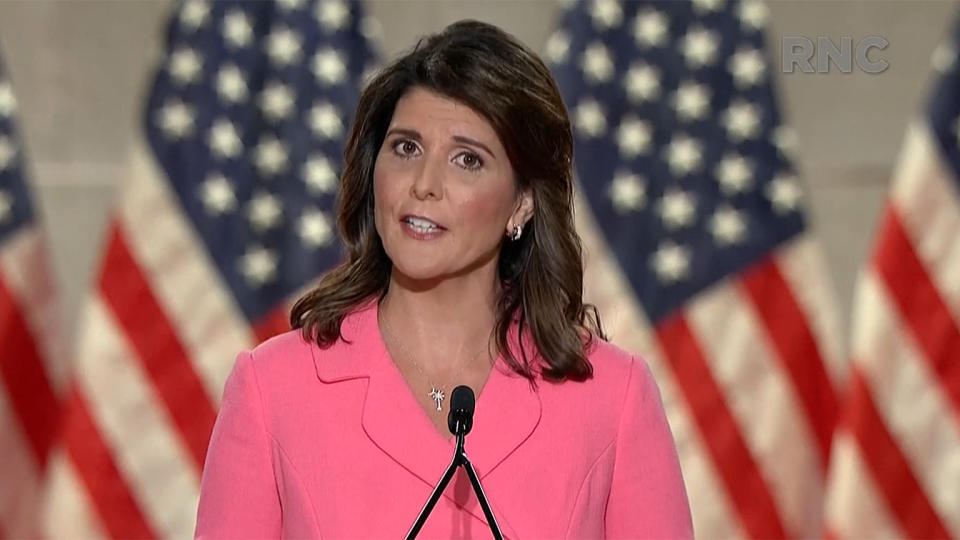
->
[406,385,503,540]
[447,385,474,435]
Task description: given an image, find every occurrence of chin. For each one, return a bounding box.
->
[390,259,446,280]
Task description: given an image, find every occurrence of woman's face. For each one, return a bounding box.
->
[373,86,532,284]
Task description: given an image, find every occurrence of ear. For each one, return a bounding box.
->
[508,188,534,232]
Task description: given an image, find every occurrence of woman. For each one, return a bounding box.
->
[195,19,692,539]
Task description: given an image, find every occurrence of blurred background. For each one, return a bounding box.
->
[1,0,958,538]
[2,0,953,342]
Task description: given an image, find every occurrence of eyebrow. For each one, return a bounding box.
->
[385,127,497,160]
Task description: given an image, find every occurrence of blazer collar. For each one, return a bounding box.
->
[312,297,541,538]
[311,297,381,382]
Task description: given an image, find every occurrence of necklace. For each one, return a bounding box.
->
[378,304,493,412]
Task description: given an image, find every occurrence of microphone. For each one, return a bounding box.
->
[405,385,503,540]
[447,385,474,436]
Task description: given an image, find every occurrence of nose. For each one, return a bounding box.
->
[410,155,443,200]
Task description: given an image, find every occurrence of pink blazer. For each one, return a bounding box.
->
[195,298,692,539]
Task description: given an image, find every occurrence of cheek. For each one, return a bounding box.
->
[372,169,387,204]
[372,158,400,209]
[454,186,512,233]
[372,165,398,234]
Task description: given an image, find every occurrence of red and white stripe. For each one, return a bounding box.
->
[576,191,842,538]
[42,142,258,539]
[0,225,64,538]
[824,122,960,538]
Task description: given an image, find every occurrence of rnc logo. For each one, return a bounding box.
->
[782,35,889,74]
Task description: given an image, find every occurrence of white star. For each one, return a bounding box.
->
[248,192,283,231]
[313,48,347,86]
[168,47,203,85]
[303,155,338,193]
[692,0,724,13]
[239,246,277,287]
[266,27,303,67]
[616,117,652,158]
[0,136,16,171]
[651,241,691,283]
[932,42,957,73]
[179,0,210,31]
[216,65,248,104]
[729,47,766,87]
[298,208,334,247]
[664,135,703,176]
[673,81,711,121]
[624,62,661,103]
[658,190,696,229]
[199,173,236,215]
[737,0,769,30]
[545,31,571,64]
[260,82,296,122]
[709,206,747,245]
[716,153,755,193]
[773,125,799,155]
[208,119,243,159]
[223,9,253,48]
[722,100,762,141]
[590,0,623,29]
[574,99,607,138]
[0,190,12,223]
[254,136,289,176]
[277,0,306,10]
[316,0,351,32]
[767,173,803,213]
[681,26,720,68]
[0,81,15,117]
[309,102,343,139]
[607,170,646,213]
[360,15,382,42]
[581,42,615,83]
[632,9,668,48]
[156,100,195,139]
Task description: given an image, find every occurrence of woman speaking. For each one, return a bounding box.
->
[195,19,692,539]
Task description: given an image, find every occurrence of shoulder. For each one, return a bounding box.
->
[252,328,315,355]
[581,337,654,399]
[537,338,659,433]
[247,329,316,365]
[238,300,376,388]
[238,329,318,393]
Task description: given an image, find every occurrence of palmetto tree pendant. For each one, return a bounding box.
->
[429,387,445,411]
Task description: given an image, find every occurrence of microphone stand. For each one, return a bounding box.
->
[405,415,503,539]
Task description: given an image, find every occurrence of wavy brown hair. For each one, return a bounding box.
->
[290,19,607,384]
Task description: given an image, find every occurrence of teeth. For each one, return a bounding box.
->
[405,217,439,230]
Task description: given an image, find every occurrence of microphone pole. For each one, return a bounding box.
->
[405,386,504,540]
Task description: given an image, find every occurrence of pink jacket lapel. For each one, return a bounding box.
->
[312,298,541,538]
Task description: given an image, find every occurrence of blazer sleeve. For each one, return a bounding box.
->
[195,351,281,539]
[604,355,694,539]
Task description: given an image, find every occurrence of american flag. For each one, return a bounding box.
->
[548,0,844,536]
[0,53,65,537]
[41,0,375,537]
[823,23,960,539]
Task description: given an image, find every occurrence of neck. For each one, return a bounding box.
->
[379,271,501,370]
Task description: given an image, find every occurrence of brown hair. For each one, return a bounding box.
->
[290,19,607,384]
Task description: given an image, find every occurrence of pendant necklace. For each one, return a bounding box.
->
[378,306,491,412]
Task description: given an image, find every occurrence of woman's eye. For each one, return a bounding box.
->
[392,140,419,158]
[454,152,483,170]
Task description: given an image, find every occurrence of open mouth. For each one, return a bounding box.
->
[401,216,446,233]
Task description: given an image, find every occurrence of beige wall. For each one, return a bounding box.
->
[0,0,955,341]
